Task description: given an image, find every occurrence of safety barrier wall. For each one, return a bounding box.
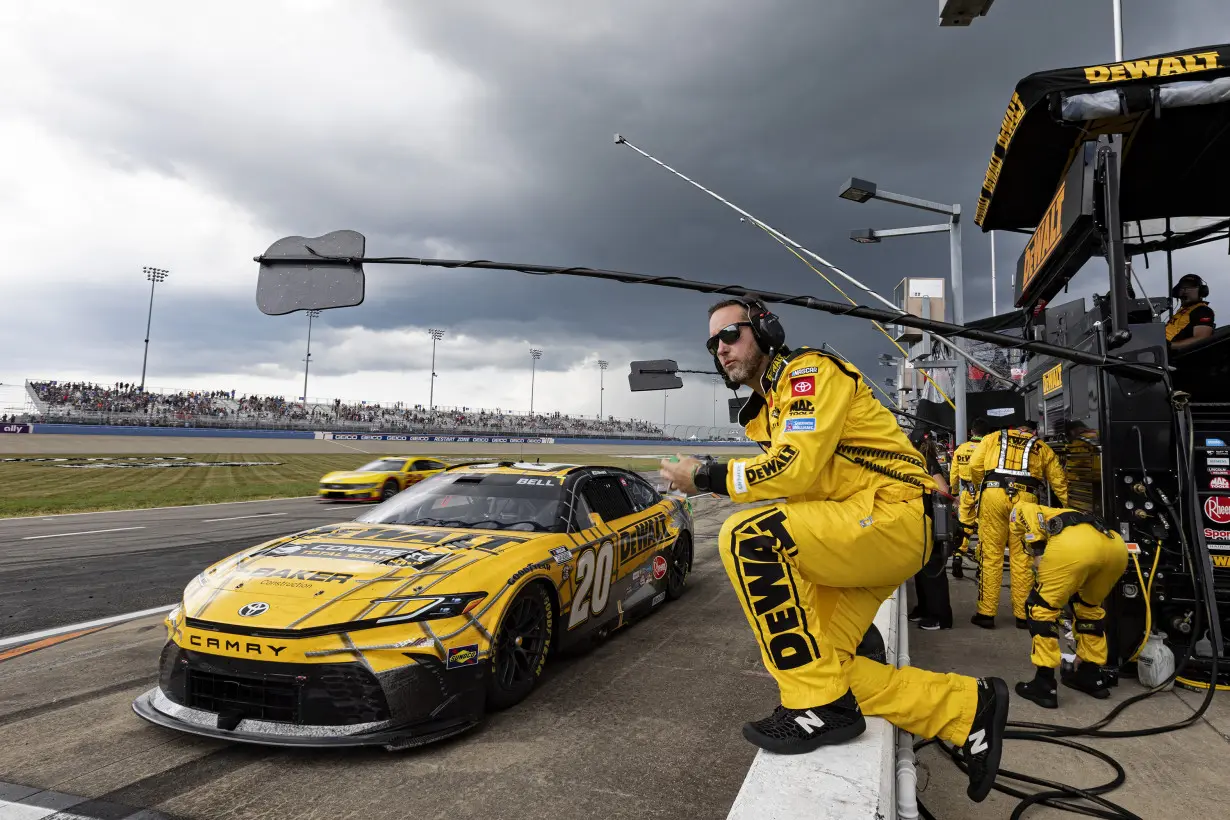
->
[726,584,909,820]
[4,423,757,447]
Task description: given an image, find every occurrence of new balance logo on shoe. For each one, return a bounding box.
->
[794,709,826,734]
[968,728,989,755]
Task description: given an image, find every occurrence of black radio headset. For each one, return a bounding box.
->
[1172,274,1209,300]
[712,297,786,389]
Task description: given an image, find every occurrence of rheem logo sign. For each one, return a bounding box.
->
[1204,496,1230,525]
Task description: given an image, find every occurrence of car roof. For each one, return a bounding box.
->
[446,461,585,477]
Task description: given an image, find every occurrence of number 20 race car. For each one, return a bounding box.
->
[132,461,694,750]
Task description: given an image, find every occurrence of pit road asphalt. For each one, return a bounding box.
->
[0,497,373,639]
[0,495,776,820]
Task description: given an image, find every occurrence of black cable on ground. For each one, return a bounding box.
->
[914,398,1221,818]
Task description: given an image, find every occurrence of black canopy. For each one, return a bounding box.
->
[976,44,1230,232]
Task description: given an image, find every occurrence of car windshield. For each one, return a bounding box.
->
[354,472,569,533]
[356,458,406,472]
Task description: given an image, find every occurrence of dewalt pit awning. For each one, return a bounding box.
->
[976,44,1230,232]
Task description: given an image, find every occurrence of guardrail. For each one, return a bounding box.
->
[726,583,912,820]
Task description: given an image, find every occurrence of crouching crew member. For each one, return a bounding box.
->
[1009,501,1128,708]
[969,419,1068,629]
[660,298,1009,804]
[948,417,990,578]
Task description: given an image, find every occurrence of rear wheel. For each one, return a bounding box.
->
[486,582,554,710]
[666,532,692,600]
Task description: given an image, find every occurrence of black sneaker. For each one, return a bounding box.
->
[1061,662,1111,700]
[918,617,951,631]
[1014,677,1058,709]
[907,606,923,622]
[741,690,867,754]
[962,677,1010,803]
[1015,617,1028,630]
[971,614,996,630]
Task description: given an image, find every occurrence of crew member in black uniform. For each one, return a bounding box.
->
[1166,274,1215,351]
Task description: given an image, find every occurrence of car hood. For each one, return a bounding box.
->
[182,523,541,630]
[319,471,390,482]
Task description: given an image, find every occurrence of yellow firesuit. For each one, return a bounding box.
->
[713,346,978,746]
[1010,501,1128,669]
[949,437,982,556]
[970,427,1068,620]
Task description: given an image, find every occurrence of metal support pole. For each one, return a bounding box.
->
[428,329,445,412]
[990,231,997,316]
[598,360,608,419]
[303,309,319,408]
[949,209,967,446]
[530,348,542,415]
[1112,0,1124,61]
[139,267,168,392]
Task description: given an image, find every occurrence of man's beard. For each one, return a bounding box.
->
[723,351,768,385]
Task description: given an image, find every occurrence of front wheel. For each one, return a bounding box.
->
[666,533,692,600]
[485,582,554,710]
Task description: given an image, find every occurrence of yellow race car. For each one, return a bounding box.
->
[318,456,449,502]
[133,461,695,750]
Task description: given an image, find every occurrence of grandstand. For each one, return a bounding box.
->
[16,379,680,440]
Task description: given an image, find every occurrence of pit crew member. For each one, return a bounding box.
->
[1009,501,1128,708]
[659,298,1009,804]
[969,419,1068,629]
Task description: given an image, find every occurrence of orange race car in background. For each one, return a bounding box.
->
[318,456,449,502]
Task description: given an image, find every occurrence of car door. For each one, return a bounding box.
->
[559,472,641,638]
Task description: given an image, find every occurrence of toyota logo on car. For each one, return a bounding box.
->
[238,602,269,617]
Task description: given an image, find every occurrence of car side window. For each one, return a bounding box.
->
[621,474,661,511]
[580,475,636,523]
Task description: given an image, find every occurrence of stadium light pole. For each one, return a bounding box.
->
[529,348,542,415]
[428,328,445,412]
[139,267,169,392]
[597,359,608,420]
[302,309,320,409]
[840,178,967,445]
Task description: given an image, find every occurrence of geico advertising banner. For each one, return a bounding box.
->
[314,432,556,444]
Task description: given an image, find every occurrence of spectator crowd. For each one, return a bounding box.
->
[25,380,668,439]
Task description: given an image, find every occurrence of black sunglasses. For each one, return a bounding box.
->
[707,322,752,355]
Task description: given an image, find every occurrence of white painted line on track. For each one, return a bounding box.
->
[0,495,318,522]
[200,512,287,523]
[0,604,175,649]
[21,526,146,540]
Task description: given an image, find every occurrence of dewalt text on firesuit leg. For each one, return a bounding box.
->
[659,297,1010,804]
[968,419,1068,628]
[1008,501,1128,708]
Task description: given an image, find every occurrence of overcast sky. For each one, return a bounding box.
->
[3,0,1228,429]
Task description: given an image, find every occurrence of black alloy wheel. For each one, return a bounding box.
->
[381,479,399,501]
[666,533,692,600]
[486,582,554,710]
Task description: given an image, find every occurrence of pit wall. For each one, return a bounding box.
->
[726,584,910,820]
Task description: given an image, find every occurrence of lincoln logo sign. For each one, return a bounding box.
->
[1204,496,1230,525]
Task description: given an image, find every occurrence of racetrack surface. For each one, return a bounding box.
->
[0,495,776,820]
[0,497,360,638]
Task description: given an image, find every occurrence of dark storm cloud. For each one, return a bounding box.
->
[18,0,1228,388]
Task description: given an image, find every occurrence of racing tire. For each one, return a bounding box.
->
[380,480,399,501]
[485,582,554,711]
[666,532,692,601]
